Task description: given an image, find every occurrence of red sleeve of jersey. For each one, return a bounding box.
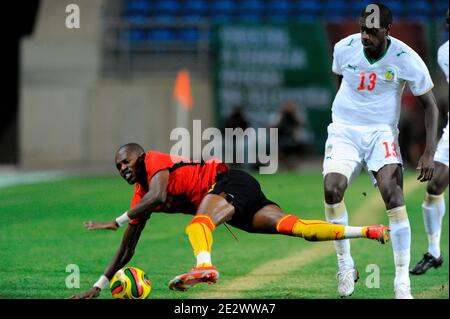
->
[129,183,147,225]
[130,183,145,208]
[145,151,186,181]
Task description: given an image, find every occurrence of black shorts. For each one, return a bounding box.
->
[208,169,279,231]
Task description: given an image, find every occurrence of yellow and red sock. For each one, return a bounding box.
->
[185,215,215,267]
[276,214,346,241]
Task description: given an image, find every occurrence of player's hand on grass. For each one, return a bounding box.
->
[84,220,119,231]
[416,153,435,182]
[66,287,101,299]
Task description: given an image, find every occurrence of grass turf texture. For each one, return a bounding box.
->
[0,172,448,299]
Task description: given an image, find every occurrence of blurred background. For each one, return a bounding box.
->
[2,0,449,175]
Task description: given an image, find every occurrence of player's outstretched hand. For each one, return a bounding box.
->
[416,153,435,182]
[66,287,101,299]
[84,220,119,231]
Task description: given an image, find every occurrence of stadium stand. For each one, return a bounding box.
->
[117,0,448,45]
[102,0,448,76]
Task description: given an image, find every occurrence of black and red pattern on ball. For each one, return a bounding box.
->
[110,281,123,296]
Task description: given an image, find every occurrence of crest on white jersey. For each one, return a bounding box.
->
[384,68,396,81]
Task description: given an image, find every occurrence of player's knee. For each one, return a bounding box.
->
[276,214,298,235]
[381,186,404,209]
[426,179,446,196]
[324,179,346,204]
[186,215,216,233]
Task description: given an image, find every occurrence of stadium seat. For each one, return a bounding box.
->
[210,0,236,13]
[210,13,233,23]
[386,0,404,19]
[150,13,176,23]
[124,0,151,13]
[182,0,208,14]
[174,28,200,42]
[237,12,262,23]
[293,0,321,13]
[239,0,263,12]
[126,29,147,42]
[125,14,149,25]
[434,0,449,18]
[153,0,179,14]
[180,12,206,22]
[404,0,431,22]
[265,12,290,23]
[322,0,347,16]
[291,13,318,23]
[146,28,173,41]
[322,0,348,13]
[265,0,291,13]
[291,0,321,21]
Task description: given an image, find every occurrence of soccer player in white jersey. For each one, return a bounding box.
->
[323,3,439,299]
[410,10,449,276]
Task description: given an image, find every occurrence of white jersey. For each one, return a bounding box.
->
[331,34,434,128]
[435,40,449,167]
[437,40,449,83]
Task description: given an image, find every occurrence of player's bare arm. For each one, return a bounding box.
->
[127,169,169,220]
[336,75,343,89]
[67,221,147,299]
[416,90,439,182]
[84,169,169,231]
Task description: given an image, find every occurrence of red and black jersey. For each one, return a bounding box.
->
[129,151,228,224]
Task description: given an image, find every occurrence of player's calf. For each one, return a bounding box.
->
[276,214,389,243]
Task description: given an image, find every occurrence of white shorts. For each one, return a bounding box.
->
[434,120,449,167]
[322,123,403,184]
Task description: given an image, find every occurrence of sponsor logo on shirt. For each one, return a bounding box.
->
[396,49,407,57]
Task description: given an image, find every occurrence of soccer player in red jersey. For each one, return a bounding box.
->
[68,143,389,298]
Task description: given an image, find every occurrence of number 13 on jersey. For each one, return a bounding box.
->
[383,141,398,158]
[357,72,377,91]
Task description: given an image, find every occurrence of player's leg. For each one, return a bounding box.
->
[411,128,449,275]
[251,204,389,243]
[322,125,364,297]
[186,193,235,268]
[373,163,412,299]
[411,161,448,275]
[323,173,360,298]
[169,193,234,291]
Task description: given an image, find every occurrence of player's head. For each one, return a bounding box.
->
[359,3,392,52]
[115,143,146,184]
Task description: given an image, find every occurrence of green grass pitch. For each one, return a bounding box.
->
[0,171,448,299]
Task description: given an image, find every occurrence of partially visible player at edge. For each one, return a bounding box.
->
[410,9,449,276]
[322,3,438,299]
[68,144,389,299]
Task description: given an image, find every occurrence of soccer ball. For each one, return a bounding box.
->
[110,266,151,299]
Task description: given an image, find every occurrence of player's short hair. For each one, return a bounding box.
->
[116,143,145,156]
[360,3,393,28]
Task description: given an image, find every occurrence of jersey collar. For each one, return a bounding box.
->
[363,37,392,65]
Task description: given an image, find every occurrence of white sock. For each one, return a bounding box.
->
[388,206,411,288]
[344,226,364,238]
[196,251,211,266]
[422,193,446,258]
[325,202,354,270]
[393,249,411,288]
